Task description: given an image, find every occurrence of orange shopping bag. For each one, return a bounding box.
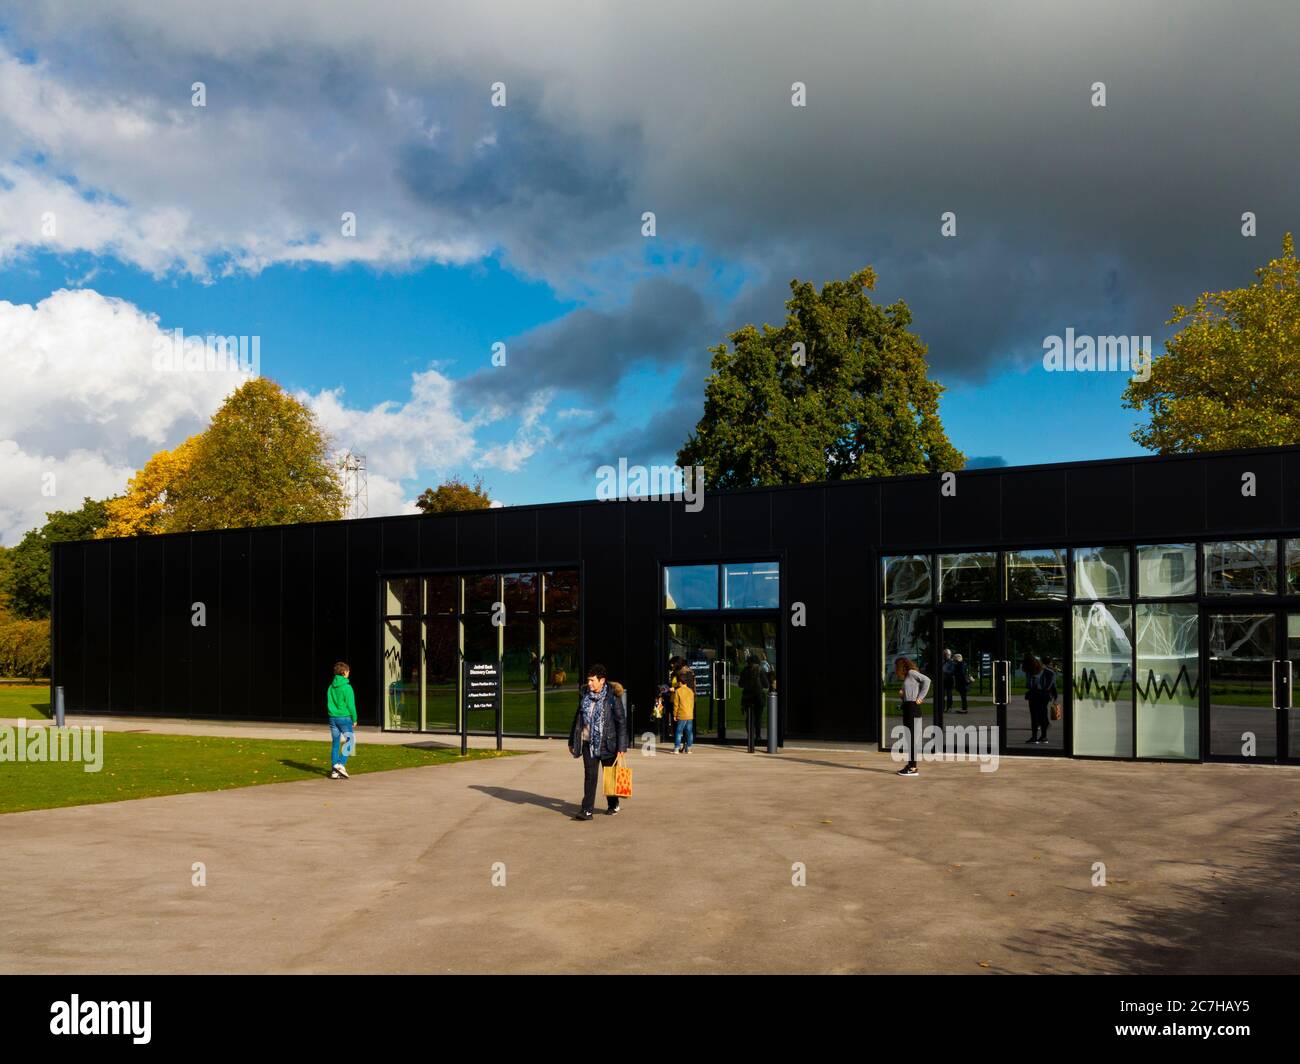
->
[602,753,633,798]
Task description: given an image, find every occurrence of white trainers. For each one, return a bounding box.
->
[335,764,350,779]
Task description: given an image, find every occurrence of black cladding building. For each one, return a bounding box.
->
[50,444,1300,765]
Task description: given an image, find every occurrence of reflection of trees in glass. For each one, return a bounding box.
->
[1204,541,1277,595]
[939,552,996,602]
[543,570,579,612]
[1136,604,1200,701]
[1072,603,1132,701]
[883,556,930,604]
[1006,550,1067,601]
[882,609,931,715]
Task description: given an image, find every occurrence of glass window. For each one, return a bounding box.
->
[1136,603,1199,759]
[1074,546,1130,600]
[383,617,422,730]
[504,572,538,616]
[938,552,996,603]
[1137,544,1196,598]
[882,555,931,605]
[384,577,421,616]
[1286,541,1300,594]
[542,569,579,613]
[1204,540,1277,596]
[502,617,539,735]
[542,616,579,736]
[426,574,457,615]
[1005,549,1067,601]
[722,562,780,609]
[665,565,719,610]
[424,617,458,730]
[1072,603,1133,756]
[881,608,933,745]
[464,573,500,614]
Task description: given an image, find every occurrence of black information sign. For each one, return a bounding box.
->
[688,657,712,698]
[463,661,502,751]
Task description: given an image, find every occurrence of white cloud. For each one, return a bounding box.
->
[0,287,552,541]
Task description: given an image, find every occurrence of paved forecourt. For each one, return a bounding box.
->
[2,738,1298,974]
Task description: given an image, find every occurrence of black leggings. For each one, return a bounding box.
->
[901,700,919,769]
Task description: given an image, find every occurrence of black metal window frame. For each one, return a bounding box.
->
[376,562,583,737]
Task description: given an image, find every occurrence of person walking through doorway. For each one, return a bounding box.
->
[568,663,628,820]
[894,656,931,777]
[327,661,357,780]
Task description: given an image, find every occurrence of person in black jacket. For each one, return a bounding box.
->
[568,663,628,820]
[1024,656,1058,744]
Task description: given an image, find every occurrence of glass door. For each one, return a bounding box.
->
[1005,615,1068,753]
[937,619,999,750]
[1286,614,1300,762]
[665,620,723,740]
[724,621,777,746]
[1207,611,1277,759]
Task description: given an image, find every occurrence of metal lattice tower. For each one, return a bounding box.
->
[338,452,368,519]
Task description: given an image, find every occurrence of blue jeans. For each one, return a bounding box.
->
[674,719,694,750]
[329,716,354,766]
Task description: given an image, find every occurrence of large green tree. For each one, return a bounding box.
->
[1125,233,1300,453]
[677,268,964,488]
[2,497,109,620]
[165,378,344,531]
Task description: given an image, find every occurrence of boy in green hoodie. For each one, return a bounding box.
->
[327,662,357,779]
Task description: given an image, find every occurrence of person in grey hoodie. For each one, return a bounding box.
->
[327,661,358,779]
[894,656,931,777]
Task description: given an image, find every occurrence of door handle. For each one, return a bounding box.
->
[1274,660,1293,710]
[993,660,1010,705]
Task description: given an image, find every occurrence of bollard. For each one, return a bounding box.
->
[767,689,778,754]
[55,685,66,727]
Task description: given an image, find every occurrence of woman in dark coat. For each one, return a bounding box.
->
[568,663,628,820]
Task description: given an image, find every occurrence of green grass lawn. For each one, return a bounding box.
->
[0,730,520,815]
[0,684,50,719]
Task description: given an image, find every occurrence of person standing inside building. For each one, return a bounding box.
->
[673,667,696,753]
[952,652,970,714]
[894,656,931,777]
[941,648,955,712]
[568,663,628,820]
[1025,656,1058,745]
[739,653,769,744]
[327,661,357,780]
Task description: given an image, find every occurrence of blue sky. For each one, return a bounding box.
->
[1,2,1296,540]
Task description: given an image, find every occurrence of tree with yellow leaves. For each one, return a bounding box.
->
[1125,234,1300,453]
[98,435,203,538]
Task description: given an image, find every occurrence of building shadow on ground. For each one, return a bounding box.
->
[1000,821,1300,973]
[780,756,893,774]
[469,784,576,817]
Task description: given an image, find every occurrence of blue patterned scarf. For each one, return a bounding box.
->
[582,687,605,755]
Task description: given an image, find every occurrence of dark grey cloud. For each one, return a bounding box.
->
[5,0,1299,410]
[456,275,715,408]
